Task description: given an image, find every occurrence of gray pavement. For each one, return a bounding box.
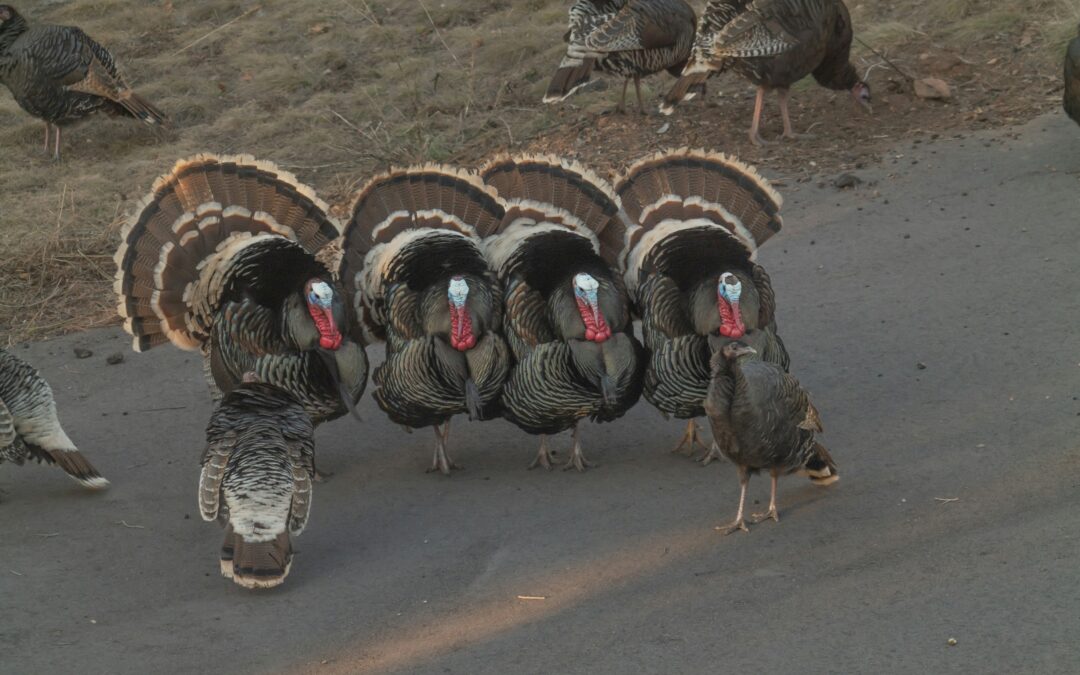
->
[1,111,1079,674]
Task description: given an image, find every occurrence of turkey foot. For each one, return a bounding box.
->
[750,507,779,524]
[716,518,750,535]
[427,421,462,475]
[312,467,334,483]
[748,86,772,146]
[749,471,779,523]
[778,89,813,141]
[781,131,816,141]
[716,466,751,535]
[671,419,710,456]
[528,436,555,471]
[563,425,596,472]
[699,441,724,466]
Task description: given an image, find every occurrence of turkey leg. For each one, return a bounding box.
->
[52,125,62,161]
[778,88,815,140]
[43,124,50,154]
[750,469,780,523]
[615,79,630,114]
[716,465,751,535]
[633,76,645,114]
[529,435,555,471]
[563,423,596,472]
[427,419,462,475]
[749,86,772,146]
[671,419,710,456]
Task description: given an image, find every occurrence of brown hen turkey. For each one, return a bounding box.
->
[0,4,166,159]
[661,0,870,145]
[544,0,697,113]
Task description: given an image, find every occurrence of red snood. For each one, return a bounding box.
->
[449,303,476,351]
[576,297,611,343]
[307,304,343,350]
[717,297,745,339]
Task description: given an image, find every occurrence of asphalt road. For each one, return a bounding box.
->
[2,112,1079,675]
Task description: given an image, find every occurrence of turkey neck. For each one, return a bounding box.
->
[0,13,27,55]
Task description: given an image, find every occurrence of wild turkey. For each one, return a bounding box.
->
[114,154,369,439]
[199,375,314,589]
[615,148,788,464]
[0,4,167,159]
[480,154,644,471]
[1065,23,1080,126]
[660,0,871,145]
[704,341,837,534]
[544,0,698,113]
[339,166,510,475]
[0,348,108,491]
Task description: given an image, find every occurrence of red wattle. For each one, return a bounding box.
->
[308,305,343,350]
[449,303,476,351]
[576,297,611,343]
[718,298,745,339]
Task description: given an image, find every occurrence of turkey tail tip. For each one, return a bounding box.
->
[661,72,708,114]
[544,59,595,103]
[226,532,294,589]
[47,450,110,490]
[802,442,838,486]
[119,90,170,128]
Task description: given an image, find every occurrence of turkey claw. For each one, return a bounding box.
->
[715,519,750,536]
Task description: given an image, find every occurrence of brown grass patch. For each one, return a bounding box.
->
[0,0,1075,344]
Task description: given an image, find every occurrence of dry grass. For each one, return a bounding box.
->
[0,0,1075,345]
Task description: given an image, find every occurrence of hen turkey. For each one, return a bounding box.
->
[339,165,510,475]
[1065,23,1080,126]
[199,376,314,589]
[0,348,108,492]
[481,154,644,471]
[114,154,369,442]
[0,4,166,159]
[705,341,837,534]
[615,148,788,464]
[661,0,870,144]
[544,0,697,113]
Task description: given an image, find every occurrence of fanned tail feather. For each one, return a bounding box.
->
[114,154,339,353]
[479,153,626,268]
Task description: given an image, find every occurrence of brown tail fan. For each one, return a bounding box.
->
[114,154,340,352]
[339,164,505,340]
[479,153,627,269]
[543,57,597,103]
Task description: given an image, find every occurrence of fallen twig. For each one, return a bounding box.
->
[934,497,960,504]
[173,5,262,56]
[517,595,547,601]
[36,532,60,538]
[10,569,24,576]
[854,37,915,82]
[417,0,461,68]
[117,520,145,529]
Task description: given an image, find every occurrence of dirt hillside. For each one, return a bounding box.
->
[1,0,1076,344]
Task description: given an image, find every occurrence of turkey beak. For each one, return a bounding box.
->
[316,348,362,422]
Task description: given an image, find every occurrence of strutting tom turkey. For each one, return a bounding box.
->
[544,0,697,113]
[615,148,788,464]
[199,377,315,589]
[704,341,837,534]
[0,348,109,492]
[480,154,645,471]
[113,155,369,454]
[660,0,870,144]
[0,4,167,159]
[339,165,511,475]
